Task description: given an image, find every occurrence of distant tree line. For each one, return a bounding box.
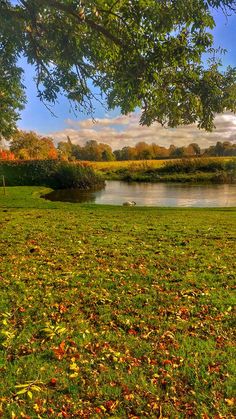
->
[57,137,236,161]
[0,131,236,161]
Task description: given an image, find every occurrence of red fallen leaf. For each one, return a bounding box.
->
[19,307,26,312]
[158,343,166,350]
[128,329,137,335]
[49,378,57,387]
[103,342,110,349]
[208,363,221,373]
[94,407,102,414]
[162,359,172,365]
[105,400,118,412]
[59,304,67,314]
[216,336,225,348]
[53,341,66,360]
[148,358,158,365]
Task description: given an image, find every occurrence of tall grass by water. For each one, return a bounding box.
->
[93,157,236,183]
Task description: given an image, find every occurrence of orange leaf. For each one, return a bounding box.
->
[53,341,66,360]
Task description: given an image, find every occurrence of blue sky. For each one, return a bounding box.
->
[17,8,236,148]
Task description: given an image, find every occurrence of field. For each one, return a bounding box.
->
[91,159,167,172]
[0,187,236,418]
[91,157,236,172]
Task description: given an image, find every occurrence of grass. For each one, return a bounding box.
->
[0,186,235,418]
[92,158,236,183]
[91,160,166,171]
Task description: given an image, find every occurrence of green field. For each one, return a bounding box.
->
[0,187,235,418]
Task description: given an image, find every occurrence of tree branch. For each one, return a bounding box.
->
[27,0,126,48]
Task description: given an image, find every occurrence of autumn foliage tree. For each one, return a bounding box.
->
[0,149,15,160]
[1,0,236,141]
[10,130,58,160]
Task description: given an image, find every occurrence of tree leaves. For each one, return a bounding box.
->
[1,1,236,134]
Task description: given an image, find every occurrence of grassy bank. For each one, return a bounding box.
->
[92,158,236,183]
[0,187,235,418]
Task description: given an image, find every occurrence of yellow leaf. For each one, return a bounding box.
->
[27,391,33,399]
[16,388,27,395]
[33,403,40,413]
[225,398,235,406]
[99,405,107,412]
[69,372,79,379]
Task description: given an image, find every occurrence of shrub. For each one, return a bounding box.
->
[53,162,104,189]
[0,160,104,189]
[158,158,236,174]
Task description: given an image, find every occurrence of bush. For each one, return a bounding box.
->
[158,158,236,174]
[53,162,104,189]
[0,160,105,189]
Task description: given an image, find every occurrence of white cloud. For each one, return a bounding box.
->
[50,112,236,150]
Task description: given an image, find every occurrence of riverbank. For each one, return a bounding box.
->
[92,157,236,183]
[0,187,235,418]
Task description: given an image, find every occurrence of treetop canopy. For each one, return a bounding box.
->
[1,0,236,138]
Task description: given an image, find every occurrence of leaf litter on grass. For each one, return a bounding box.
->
[0,189,235,417]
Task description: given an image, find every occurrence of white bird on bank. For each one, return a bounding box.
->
[122,201,136,206]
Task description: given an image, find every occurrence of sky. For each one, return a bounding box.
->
[17,7,236,150]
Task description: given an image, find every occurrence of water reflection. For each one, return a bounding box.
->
[43,181,236,207]
[43,188,97,203]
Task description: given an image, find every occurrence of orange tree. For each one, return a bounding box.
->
[10,130,58,159]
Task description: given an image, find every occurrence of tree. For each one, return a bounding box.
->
[10,130,58,159]
[170,146,185,158]
[204,140,236,156]
[57,138,73,160]
[0,47,25,140]
[189,143,201,156]
[0,148,15,160]
[117,146,137,161]
[1,0,236,138]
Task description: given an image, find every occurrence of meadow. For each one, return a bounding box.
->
[91,160,166,171]
[0,187,235,418]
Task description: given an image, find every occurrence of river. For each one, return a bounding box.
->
[43,181,236,207]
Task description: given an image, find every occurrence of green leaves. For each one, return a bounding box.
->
[41,323,67,339]
[15,381,44,399]
[1,1,236,134]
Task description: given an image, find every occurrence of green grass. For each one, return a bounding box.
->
[0,187,235,418]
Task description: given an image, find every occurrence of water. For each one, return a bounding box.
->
[43,181,236,207]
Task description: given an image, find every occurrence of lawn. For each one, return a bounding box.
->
[0,187,235,418]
